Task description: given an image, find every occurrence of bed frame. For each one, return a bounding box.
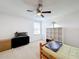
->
[40,43,57,59]
[40,43,48,59]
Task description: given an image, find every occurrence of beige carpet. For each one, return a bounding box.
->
[0,40,44,59]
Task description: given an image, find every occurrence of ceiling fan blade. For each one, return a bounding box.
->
[27,10,33,12]
[41,14,44,18]
[42,11,51,13]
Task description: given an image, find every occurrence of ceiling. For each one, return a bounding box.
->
[0,0,79,26]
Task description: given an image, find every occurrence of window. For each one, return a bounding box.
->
[34,22,40,34]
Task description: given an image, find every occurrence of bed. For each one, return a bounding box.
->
[40,42,79,59]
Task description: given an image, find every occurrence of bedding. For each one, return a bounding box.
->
[57,44,79,59]
[42,44,79,59]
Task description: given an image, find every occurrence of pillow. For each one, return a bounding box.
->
[45,41,62,52]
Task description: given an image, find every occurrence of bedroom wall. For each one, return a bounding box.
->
[54,10,79,47]
[0,13,34,42]
[63,28,79,47]
[41,20,48,41]
[42,10,79,47]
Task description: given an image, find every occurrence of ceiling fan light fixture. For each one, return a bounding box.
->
[37,12,41,16]
[26,0,52,18]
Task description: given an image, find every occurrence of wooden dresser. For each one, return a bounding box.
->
[0,39,11,52]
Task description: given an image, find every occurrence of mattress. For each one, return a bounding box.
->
[42,44,79,59]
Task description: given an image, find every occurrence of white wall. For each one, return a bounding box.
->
[64,28,79,47]
[42,10,79,47]
[41,20,47,41]
[43,23,79,48]
[53,10,79,47]
[0,14,34,42]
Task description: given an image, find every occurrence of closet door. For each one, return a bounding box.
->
[58,28,62,42]
[46,28,53,40]
[46,28,62,42]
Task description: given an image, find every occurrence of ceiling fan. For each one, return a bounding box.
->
[26,0,51,18]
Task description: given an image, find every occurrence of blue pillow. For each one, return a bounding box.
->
[45,41,62,52]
